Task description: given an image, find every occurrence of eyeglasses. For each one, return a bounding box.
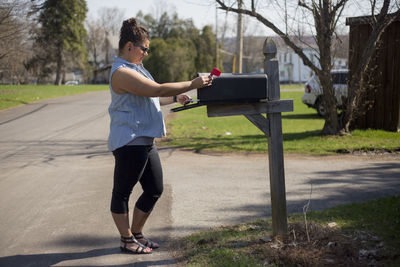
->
[134,43,150,53]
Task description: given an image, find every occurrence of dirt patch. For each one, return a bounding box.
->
[168,220,398,266]
[337,147,400,155]
[260,222,393,266]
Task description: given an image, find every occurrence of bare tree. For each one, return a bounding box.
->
[85,17,106,83]
[0,0,32,83]
[98,7,125,66]
[84,7,124,83]
[215,0,400,135]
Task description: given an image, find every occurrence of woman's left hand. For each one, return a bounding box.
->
[176,94,192,105]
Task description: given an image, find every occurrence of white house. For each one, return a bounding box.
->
[277,47,316,83]
[222,36,348,83]
[275,37,348,83]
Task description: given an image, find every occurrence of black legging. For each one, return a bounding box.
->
[111,145,163,214]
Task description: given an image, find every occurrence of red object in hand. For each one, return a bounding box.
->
[210,68,221,77]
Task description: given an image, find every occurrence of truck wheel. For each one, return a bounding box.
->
[315,98,326,117]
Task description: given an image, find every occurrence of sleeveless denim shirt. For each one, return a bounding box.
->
[108,57,166,151]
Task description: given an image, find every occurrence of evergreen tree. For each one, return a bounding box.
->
[195,26,217,73]
[30,0,87,85]
[138,11,216,82]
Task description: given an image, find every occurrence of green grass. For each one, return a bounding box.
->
[161,91,400,154]
[301,196,400,248]
[0,84,108,110]
[280,83,304,90]
[178,196,400,266]
[181,219,271,267]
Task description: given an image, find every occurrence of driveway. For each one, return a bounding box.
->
[0,91,399,266]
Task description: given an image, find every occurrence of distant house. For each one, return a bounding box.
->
[273,36,348,83]
[221,35,348,83]
[277,45,316,83]
[86,34,118,84]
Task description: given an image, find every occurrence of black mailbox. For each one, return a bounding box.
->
[171,73,268,112]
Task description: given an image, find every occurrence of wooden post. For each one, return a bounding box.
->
[200,37,292,238]
[264,38,288,237]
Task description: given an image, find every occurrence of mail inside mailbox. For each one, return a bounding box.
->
[197,74,268,104]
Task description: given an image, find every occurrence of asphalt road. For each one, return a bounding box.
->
[0,91,399,266]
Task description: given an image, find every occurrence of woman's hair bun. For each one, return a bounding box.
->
[122,18,137,29]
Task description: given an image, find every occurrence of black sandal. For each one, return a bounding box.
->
[133,232,159,249]
[120,236,152,254]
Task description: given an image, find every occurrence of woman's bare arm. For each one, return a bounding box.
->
[111,67,210,97]
[159,94,192,106]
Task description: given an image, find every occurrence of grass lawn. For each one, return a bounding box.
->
[161,90,400,154]
[175,195,400,266]
[0,84,108,110]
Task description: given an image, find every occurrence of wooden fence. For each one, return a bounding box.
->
[346,15,400,131]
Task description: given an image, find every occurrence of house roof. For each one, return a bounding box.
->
[268,35,317,50]
[346,13,400,26]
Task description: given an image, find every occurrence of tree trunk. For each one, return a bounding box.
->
[105,32,110,66]
[92,47,98,84]
[61,71,66,84]
[55,46,63,85]
[320,72,340,135]
[92,69,98,84]
[314,2,339,135]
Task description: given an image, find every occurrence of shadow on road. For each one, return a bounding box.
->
[0,249,181,267]
[0,233,182,267]
[213,161,400,224]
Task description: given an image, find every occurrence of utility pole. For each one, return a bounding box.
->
[236,0,243,73]
[285,0,288,34]
[215,3,219,68]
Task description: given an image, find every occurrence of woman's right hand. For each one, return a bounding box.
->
[191,75,213,89]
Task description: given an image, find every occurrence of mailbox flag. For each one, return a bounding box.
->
[210,68,221,77]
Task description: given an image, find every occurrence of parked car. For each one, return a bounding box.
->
[65,80,79,85]
[301,69,348,116]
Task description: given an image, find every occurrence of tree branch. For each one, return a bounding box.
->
[216,0,319,74]
[332,1,346,31]
[358,1,399,71]
[371,0,377,17]
[331,0,348,16]
[298,0,313,12]
[0,5,13,25]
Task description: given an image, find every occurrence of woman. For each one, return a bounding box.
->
[108,17,212,254]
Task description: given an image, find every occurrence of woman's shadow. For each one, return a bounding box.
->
[0,247,115,267]
[0,248,180,267]
[0,234,181,267]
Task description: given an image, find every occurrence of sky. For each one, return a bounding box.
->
[86,0,221,29]
[85,0,273,37]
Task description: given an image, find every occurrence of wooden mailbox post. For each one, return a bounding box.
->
[207,38,292,237]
